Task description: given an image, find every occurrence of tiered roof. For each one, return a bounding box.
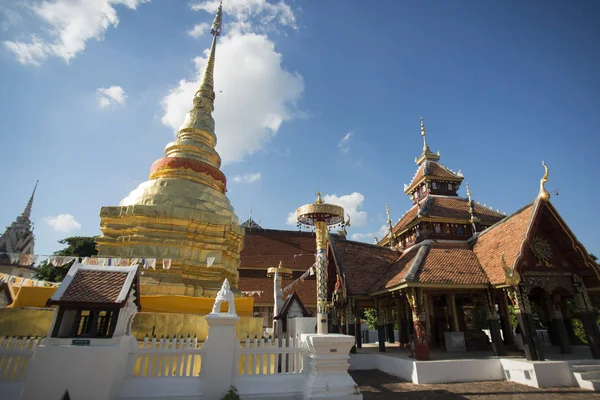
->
[404,160,463,194]
[390,195,505,236]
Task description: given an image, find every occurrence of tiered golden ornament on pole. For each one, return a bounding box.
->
[296,192,345,334]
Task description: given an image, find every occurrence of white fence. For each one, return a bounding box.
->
[236,335,305,376]
[128,336,204,378]
[0,337,43,381]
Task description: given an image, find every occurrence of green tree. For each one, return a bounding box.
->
[33,236,98,282]
[363,308,378,330]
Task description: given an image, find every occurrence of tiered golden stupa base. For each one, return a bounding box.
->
[97,178,245,298]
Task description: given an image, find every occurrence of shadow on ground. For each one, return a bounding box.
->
[350,370,597,399]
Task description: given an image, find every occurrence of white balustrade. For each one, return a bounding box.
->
[237,335,305,376]
[129,336,204,378]
[0,337,42,381]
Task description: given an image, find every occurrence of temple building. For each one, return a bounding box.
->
[0,181,38,278]
[96,3,244,298]
[322,120,600,361]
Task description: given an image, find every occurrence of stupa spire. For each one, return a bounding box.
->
[538,161,550,201]
[193,1,222,114]
[22,180,38,220]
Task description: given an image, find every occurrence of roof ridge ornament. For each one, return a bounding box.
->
[539,161,550,201]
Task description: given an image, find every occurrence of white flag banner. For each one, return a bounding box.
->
[207,257,215,268]
[81,257,90,264]
[131,258,140,266]
[146,259,156,269]
[162,259,172,270]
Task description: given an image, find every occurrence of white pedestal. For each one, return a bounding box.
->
[200,313,240,400]
[301,334,362,400]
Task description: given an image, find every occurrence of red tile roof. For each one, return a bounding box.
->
[472,203,536,285]
[370,242,488,291]
[416,243,488,285]
[240,229,318,271]
[391,196,505,236]
[328,238,401,295]
[60,270,129,303]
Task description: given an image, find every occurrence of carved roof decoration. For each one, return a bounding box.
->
[241,217,262,230]
[0,182,37,256]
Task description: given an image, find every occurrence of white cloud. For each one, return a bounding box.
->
[161,32,303,164]
[3,0,149,66]
[43,214,82,233]
[232,172,261,183]
[338,131,352,153]
[188,22,210,38]
[351,225,389,244]
[191,0,296,33]
[96,85,127,108]
[286,192,368,228]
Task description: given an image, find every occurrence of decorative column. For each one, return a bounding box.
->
[544,291,571,354]
[448,294,460,332]
[296,193,345,335]
[424,293,435,346]
[347,300,356,353]
[267,261,292,338]
[562,300,579,345]
[407,288,429,360]
[354,300,362,349]
[497,291,514,345]
[385,306,395,344]
[507,284,544,361]
[376,298,386,352]
[573,274,600,358]
[397,298,409,346]
[483,290,506,356]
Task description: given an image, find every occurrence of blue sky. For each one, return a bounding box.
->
[1,0,599,258]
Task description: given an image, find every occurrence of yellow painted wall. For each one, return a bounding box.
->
[0,308,263,341]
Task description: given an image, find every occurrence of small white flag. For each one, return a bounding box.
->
[147,259,156,269]
[163,259,172,270]
[207,257,215,268]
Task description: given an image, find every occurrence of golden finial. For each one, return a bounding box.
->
[315,191,324,204]
[420,116,428,151]
[211,0,223,36]
[385,203,395,248]
[466,183,472,202]
[539,161,550,201]
[278,260,284,268]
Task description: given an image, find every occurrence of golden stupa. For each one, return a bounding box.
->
[97,2,244,298]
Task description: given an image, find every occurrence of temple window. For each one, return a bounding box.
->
[456,225,464,235]
[53,307,118,339]
[447,183,453,191]
[432,182,437,189]
[434,224,441,234]
[445,224,451,234]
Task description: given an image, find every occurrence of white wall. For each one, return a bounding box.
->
[500,359,574,388]
[21,336,137,400]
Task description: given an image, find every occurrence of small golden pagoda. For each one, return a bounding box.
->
[97,3,244,298]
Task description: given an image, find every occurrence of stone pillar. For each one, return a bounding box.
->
[544,292,571,354]
[407,288,429,360]
[424,293,435,346]
[302,334,361,399]
[448,294,460,332]
[376,298,386,352]
[498,291,514,345]
[354,301,362,349]
[573,274,600,358]
[385,306,395,344]
[484,290,506,356]
[507,284,544,361]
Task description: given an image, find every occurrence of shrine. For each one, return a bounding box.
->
[323,119,600,363]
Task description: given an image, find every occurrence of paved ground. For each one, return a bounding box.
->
[350,370,598,399]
